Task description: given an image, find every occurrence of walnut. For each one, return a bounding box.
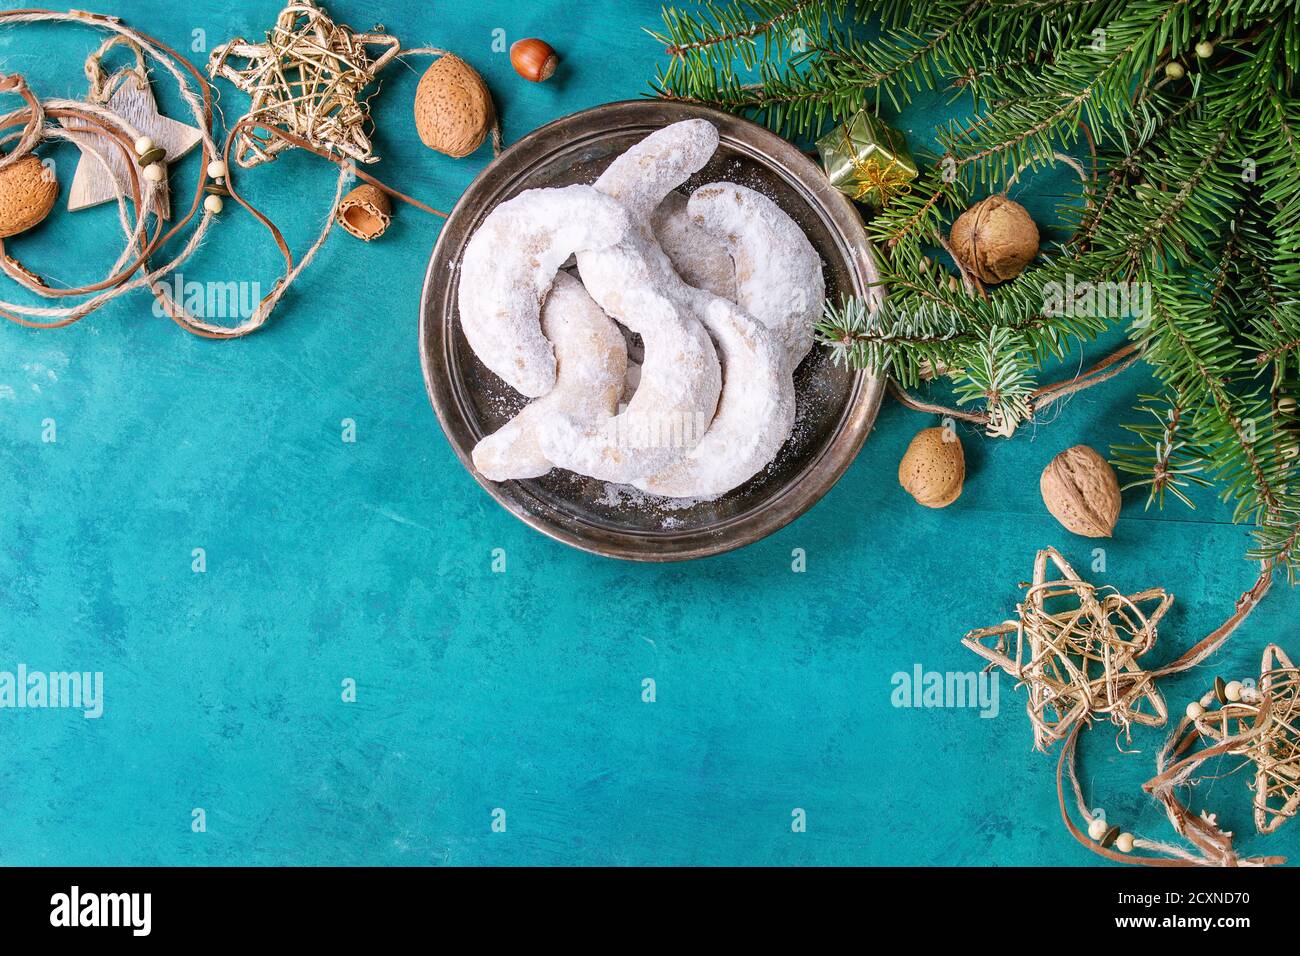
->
[949,195,1039,284]
[1040,445,1122,537]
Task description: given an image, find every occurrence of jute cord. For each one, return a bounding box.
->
[0,6,454,339]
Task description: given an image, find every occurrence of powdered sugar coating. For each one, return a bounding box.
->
[633,293,794,499]
[687,182,824,366]
[596,119,720,227]
[651,191,736,300]
[457,184,630,397]
[539,121,725,483]
[471,271,627,481]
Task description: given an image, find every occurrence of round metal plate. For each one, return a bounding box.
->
[420,100,884,561]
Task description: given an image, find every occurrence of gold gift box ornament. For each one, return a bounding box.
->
[816,109,918,210]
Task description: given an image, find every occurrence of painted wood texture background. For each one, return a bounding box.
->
[0,0,1296,865]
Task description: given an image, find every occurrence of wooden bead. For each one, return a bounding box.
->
[1116,832,1135,853]
[1186,701,1204,720]
[203,194,224,214]
[1225,680,1243,702]
[207,159,228,179]
[1087,816,1107,841]
[142,163,165,183]
[133,135,154,156]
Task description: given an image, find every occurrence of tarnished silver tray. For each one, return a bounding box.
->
[419,100,884,561]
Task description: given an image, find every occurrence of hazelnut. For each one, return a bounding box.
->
[510,38,559,83]
[899,427,965,508]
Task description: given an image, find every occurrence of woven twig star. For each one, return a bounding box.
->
[1187,645,1300,834]
[964,547,1174,751]
[207,0,399,168]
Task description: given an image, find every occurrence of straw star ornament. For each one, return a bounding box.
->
[963,548,1174,750]
[207,0,399,168]
[1178,645,1300,834]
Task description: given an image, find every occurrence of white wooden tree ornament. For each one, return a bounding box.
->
[59,42,203,219]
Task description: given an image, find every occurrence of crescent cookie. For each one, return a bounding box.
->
[471,271,628,482]
[687,182,825,366]
[651,191,736,300]
[633,293,795,500]
[539,120,725,483]
[457,184,630,398]
[596,118,720,227]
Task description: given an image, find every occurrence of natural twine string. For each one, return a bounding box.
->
[967,547,1287,866]
[0,72,45,171]
[0,7,451,338]
[84,33,147,103]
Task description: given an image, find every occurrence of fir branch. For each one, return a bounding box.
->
[649,0,1300,577]
[659,0,827,56]
[1112,392,1212,509]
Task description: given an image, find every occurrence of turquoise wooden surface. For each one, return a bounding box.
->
[1,0,1296,866]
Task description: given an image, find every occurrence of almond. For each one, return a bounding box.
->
[899,426,965,508]
[0,153,58,239]
[413,54,495,159]
[1040,444,1122,537]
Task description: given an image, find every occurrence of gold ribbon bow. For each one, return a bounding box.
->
[842,121,912,206]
